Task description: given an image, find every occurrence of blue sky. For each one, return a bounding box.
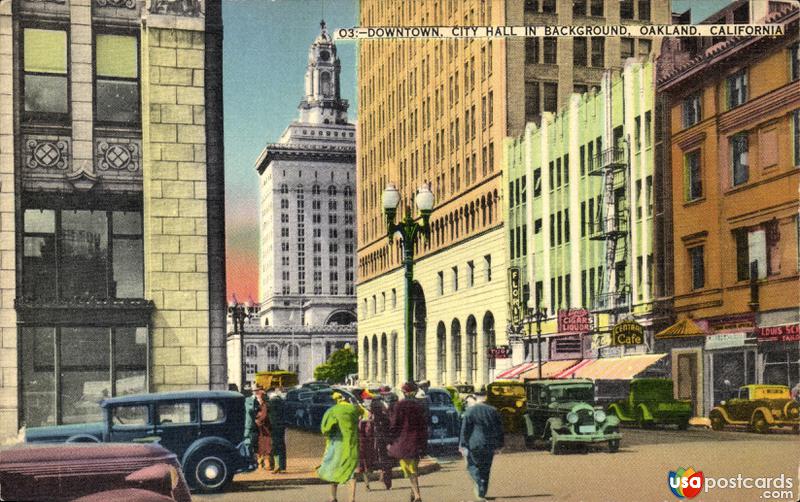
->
[223,0,358,299]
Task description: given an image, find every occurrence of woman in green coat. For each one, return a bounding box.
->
[317,392,362,502]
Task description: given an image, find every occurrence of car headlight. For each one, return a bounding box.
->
[594,410,606,423]
[566,412,579,424]
[515,400,523,408]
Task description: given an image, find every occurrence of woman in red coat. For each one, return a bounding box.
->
[253,392,272,471]
[371,386,398,490]
[388,382,428,502]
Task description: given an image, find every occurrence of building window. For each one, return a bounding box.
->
[791,43,800,81]
[21,326,147,427]
[438,271,444,295]
[23,28,69,118]
[22,208,143,300]
[467,260,475,287]
[638,0,651,20]
[684,150,703,201]
[573,0,586,16]
[682,93,701,128]
[735,227,771,281]
[543,83,557,113]
[620,38,634,60]
[452,266,459,292]
[727,70,747,109]
[689,246,705,290]
[730,133,749,186]
[590,0,603,16]
[287,345,300,373]
[573,37,587,66]
[543,38,557,64]
[525,37,539,64]
[794,110,800,166]
[95,34,140,124]
[525,81,540,122]
[620,0,633,19]
[590,38,604,67]
[484,254,492,282]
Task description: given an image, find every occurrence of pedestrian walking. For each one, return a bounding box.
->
[317,391,361,502]
[243,384,272,471]
[268,387,287,473]
[459,395,504,501]
[356,390,376,490]
[372,386,398,490]
[388,382,428,502]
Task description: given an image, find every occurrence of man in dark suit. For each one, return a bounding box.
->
[459,395,504,501]
[268,387,287,473]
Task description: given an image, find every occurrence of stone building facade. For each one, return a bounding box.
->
[0,0,226,437]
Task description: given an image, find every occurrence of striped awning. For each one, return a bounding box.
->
[571,354,668,380]
[495,361,537,380]
[553,358,594,379]
[520,359,579,380]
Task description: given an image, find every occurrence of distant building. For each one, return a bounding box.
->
[227,22,357,388]
[254,21,357,329]
[1,0,227,436]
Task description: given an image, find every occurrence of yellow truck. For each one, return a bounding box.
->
[254,370,299,390]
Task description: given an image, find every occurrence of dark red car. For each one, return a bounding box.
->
[0,442,192,502]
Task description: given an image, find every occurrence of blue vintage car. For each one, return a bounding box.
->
[25,390,257,493]
[425,388,461,450]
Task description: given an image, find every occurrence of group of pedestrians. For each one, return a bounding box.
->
[316,381,428,502]
[243,384,287,473]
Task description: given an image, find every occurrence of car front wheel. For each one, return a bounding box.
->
[185,451,233,493]
[709,410,725,431]
[751,412,770,434]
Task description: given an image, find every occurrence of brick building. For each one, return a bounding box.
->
[0,0,226,436]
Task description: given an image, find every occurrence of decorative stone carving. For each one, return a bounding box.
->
[96,140,141,172]
[25,137,69,170]
[149,0,202,16]
[95,0,136,8]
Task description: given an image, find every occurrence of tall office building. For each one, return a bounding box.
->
[356,0,669,388]
[255,21,357,329]
[0,0,227,438]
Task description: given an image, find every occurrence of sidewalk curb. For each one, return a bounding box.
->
[234,459,442,487]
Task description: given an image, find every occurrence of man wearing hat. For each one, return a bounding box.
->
[243,384,272,470]
[388,382,428,502]
[459,394,504,501]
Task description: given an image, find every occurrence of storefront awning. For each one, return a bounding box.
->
[571,354,668,380]
[553,358,594,379]
[655,318,706,339]
[520,360,579,380]
[495,361,537,380]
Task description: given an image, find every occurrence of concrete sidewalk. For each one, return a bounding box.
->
[233,428,441,487]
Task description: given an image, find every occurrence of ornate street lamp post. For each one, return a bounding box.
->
[382,183,434,382]
[229,297,256,390]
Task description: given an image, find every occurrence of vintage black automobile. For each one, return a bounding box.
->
[522,379,621,454]
[284,387,315,428]
[25,390,257,493]
[485,380,527,433]
[425,387,462,450]
[302,387,361,430]
[709,384,800,433]
[0,442,192,502]
[607,378,692,429]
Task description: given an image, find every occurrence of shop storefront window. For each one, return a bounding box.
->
[711,350,755,405]
[20,326,148,427]
[763,346,800,387]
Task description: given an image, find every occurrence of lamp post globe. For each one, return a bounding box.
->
[415,184,435,214]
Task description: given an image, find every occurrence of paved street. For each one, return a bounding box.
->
[197,427,799,502]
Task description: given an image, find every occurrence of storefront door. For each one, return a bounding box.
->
[675,351,700,415]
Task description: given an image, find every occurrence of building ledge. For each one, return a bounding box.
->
[15,297,155,325]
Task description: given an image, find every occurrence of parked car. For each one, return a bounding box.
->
[522,379,621,454]
[284,387,315,428]
[709,384,800,434]
[485,380,526,433]
[0,442,192,502]
[425,387,462,450]
[304,387,361,431]
[606,378,692,429]
[25,390,257,493]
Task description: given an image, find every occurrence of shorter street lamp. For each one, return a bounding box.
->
[229,297,256,390]
[382,182,435,382]
[527,306,548,380]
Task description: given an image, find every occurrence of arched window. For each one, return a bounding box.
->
[328,185,337,196]
[280,184,288,194]
[266,344,280,371]
[344,186,353,197]
[363,336,370,378]
[312,184,321,195]
[245,344,257,358]
[287,344,300,374]
[320,71,331,95]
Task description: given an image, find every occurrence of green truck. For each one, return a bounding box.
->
[607,378,692,429]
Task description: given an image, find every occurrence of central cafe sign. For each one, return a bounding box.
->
[610,319,645,346]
